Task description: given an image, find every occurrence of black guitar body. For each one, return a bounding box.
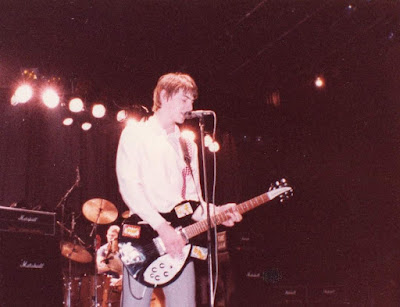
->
[118,200,201,287]
[117,179,293,287]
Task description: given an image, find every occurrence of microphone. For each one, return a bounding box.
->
[184,110,215,119]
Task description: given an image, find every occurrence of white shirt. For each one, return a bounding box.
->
[116,115,208,230]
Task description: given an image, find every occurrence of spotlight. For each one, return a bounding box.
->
[81,122,92,131]
[69,98,84,113]
[92,104,106,118]
[204,134,213,147]
[314,76,325,88]
[63,118,74,126]
[11,84,33,105]
[42,88,60,108]
[208,141,220,153]
[117,110,128,122]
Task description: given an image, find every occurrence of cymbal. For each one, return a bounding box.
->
[60,241,93,263]
[82,198,118,224]
[121,210,131,219]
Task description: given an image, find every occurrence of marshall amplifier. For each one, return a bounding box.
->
[0,231,63,306]
[0,206,55,235]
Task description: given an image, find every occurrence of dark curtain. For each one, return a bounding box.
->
[0,95,124,246]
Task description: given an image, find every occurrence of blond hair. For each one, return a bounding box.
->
[107,225,120,234]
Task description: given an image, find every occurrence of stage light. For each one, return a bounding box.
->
[346,4,355,12]
[92,104,106,118]
[22,68,38,80]
[82,122,92,131]
[314,76,325,88]
[208,141,220,153]
[42,88,60,108]
[117,110,128,122]
[181,130,196,142]
[63,118,73,126]
[11,84,33,105]
[69,98,84,113]
[204,134,213,147]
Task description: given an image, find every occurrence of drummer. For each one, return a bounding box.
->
[96,225,123,286]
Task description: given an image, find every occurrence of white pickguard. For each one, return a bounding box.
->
[142,244,192,286]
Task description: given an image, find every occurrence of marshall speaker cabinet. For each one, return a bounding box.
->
[0,206,63,306]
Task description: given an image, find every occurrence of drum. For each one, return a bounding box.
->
[63,276,82,306]
[63,274,163,307]
[102,277,122,307]
[79,274,111,307]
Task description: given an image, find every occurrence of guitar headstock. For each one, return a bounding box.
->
[268,178,293,203]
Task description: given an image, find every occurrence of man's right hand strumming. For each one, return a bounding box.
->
[156,221,186,258]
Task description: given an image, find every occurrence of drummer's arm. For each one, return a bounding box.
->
[97,260,108,274]
[96,249,108,274]
[110,275,122,287]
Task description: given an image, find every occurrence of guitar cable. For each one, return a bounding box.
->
[124,265,149,301]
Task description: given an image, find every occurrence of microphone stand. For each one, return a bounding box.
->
[55,167,80,240]
[54,167,80,307]
[198,116,214,307]
[90,212,101,307]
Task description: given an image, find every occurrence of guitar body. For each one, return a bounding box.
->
[118,201,201,287]
[118,179,293,288]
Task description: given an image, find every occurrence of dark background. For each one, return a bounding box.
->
[1,0,400,305]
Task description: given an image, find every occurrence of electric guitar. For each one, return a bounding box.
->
[118,178,293,287]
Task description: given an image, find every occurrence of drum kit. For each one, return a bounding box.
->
[59,198,165,307]
[60,198,121,307]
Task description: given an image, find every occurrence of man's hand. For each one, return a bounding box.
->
[156,221,186,258]
[217,203,242,227]
[110,276,122,287]
[97,258,109,274]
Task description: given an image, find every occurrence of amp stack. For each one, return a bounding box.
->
[0,206,63,307]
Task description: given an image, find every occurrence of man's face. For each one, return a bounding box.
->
[106,229,118,242]
[164,88,194,124]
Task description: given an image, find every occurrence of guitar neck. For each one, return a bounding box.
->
[184,192,271,240]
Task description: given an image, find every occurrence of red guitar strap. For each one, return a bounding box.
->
[179,137,193,199]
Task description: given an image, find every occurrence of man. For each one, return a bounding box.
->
[96,225,123,285]
[116,72,242,306]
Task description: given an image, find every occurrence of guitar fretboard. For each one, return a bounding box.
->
[184,192,270,239]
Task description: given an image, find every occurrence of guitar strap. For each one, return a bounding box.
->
[179,137,192,168]
[179,137,206,229]
[179,137,193,199]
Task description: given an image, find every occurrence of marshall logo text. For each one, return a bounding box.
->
[20,260,45,269]
[18,215,39,223]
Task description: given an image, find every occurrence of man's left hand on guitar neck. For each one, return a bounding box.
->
[216,203,242,227]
